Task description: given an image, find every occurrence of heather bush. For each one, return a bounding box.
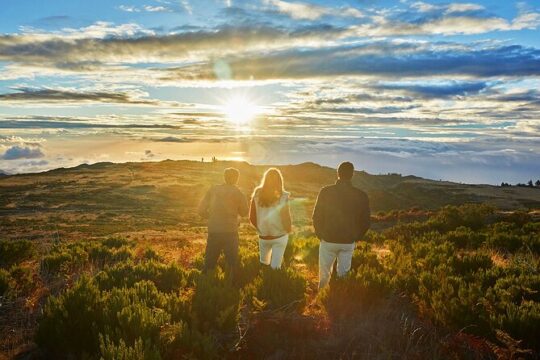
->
[0,239,34,268]
[160,322,218,359]
[99,336,161,360]
[190,269,240,333]
[0,269,11,296]
[36,276,103,356]
[443,226,486,249]
[252,267,307,311]
[40,251,78,275]
[96,260,186,293]
[235,248,260,287]
[321,265,391,320]
[351,242,383,271]
[9,264,34,294]
[284,236,319,268]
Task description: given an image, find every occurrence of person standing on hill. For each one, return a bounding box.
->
[313,162,371,289]
[198,167,249,272]
[249,168,292,269]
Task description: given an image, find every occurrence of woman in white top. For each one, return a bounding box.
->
[249,168,292,269]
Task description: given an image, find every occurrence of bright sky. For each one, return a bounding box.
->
[0,0,539,184]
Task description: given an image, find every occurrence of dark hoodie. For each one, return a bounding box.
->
[312,179,370,244]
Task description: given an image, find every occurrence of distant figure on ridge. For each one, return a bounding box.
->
[313,162,370,289]
[249,168,292,269]
[198,167,248,272]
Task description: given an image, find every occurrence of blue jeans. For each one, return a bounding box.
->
[204,232,239,271]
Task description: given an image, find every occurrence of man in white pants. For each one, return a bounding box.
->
[313,162,370,289]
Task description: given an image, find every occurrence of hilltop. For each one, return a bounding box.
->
[1,159,539,242]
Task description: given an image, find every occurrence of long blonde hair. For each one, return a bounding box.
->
[254,168,285,207]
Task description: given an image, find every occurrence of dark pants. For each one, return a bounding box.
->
[204,232,239,271]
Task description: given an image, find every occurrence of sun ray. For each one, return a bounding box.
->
[221,95,260,126]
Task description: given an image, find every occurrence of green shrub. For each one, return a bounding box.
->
[451,252,493,275]
[140,248,162,262]
[490,301,540,350]
[351,242,383,271]
[419,273,489,333]
[160,322,218,359]
[96,261,186,293]
[40,251,76,275]
[235,248,260,287]
[102,237,133,249]
[0,269,11,296]
[485,233,523,252]
[99,336,161,360]
[253,267,306,311]
[284,236,319,268]
[37,277,172,358]
[36,276,103,356]
[9,264,34,294]
[190,269,240,333]
[0,239,34,268]
[444,226,486,249]
[321,265,391,320]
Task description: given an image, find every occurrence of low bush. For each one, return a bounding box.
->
[284,236,319,269]
[160,322,218,359]
[99,336,161,360]
[235,248,260,287]
[0,269,11,296]
[190,269,240,333]
[320,265,391,321]
[96,261,187,293]
[253,267,306,311]
[0,239,34,268]
[40,251,77,275]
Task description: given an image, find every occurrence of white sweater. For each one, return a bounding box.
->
[254,190,290,237]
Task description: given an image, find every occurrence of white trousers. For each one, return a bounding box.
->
[318,240,355,289]
[259,234,288,269]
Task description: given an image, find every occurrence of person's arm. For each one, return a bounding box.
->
[281,201,292,233]
[312,188,326,239]
[357,193,371,240]
[249,197,258,229]
[197,187,212,218]
[237,191,249,217]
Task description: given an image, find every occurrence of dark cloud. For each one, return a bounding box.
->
[374,81,490,98]
[0,119,179,129]
[160,42,540,81]
[1,145,45,160]
[152,136,191,143]
[0,88,159,105]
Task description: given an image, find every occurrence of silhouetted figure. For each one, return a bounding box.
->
[249,168,292,269]
[198,168,248,272]
[313,162,370,289]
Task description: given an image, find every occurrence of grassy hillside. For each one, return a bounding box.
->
[1,160,539,359]
[1,160,539,241]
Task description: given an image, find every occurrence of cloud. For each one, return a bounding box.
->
[118,4,173,13]
[158,42,540,81]
[152,136,191,143]
[1,6,538,81]
[375,81,490,98]
[1,145,45,160]
[263,0,363,20]
[0,88,162,105]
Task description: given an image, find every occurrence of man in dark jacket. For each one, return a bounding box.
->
[198,167,248,271]
[313,162,370,289]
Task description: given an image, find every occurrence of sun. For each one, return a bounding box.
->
[222,95,260,126]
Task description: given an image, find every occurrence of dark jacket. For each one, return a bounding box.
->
[312,179,370,244]
[198,184,248,233]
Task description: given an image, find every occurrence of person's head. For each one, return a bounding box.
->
[255,168,284,207]
[224,167,240,185]
[337,161,354,181]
